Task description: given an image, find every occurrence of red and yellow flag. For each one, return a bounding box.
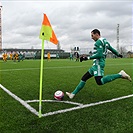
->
[39,14,58,45]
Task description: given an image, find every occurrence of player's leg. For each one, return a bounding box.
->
[95,70,131,85]
[18,56,20,62]
[95,74,121,85]
[93,64,120,85]
[4,57,7,62]
[66,71,93,99]
[119,70,131,81]
[75,71,93,93]
[101,74,122,84]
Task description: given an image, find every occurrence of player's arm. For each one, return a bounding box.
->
[89,48,103,59]
[107,42,123,58]
[80,46,103,62]
[80,55,88,62]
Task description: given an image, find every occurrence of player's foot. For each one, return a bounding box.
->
[66,92,75,99]
[119,70,132,82]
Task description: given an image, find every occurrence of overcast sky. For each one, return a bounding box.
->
[1,0,133,52]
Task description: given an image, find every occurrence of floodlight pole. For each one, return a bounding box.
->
[117,24,120,52]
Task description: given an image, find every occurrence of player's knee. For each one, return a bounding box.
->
[81,76,87,82]
[95,76,103,85]
[81,72,92,82]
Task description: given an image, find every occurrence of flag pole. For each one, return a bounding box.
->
[39,39,44,118]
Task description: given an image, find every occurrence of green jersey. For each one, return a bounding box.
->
[90,37,119,67]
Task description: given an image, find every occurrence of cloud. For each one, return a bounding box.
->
[1,1,132,52]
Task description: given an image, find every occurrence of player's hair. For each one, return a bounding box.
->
[91,29,100,35]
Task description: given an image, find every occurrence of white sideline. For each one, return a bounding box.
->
[0,84,133,117]
[0,84,38,116]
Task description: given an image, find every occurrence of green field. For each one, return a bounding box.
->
[0,58,133,133]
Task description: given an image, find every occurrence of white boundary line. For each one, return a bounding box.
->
[41,94,133,117]
[0,84,38,116]
[26,99,83,106]
[0,63,132,72]
[0,65,88,72]
[1,84,133,117]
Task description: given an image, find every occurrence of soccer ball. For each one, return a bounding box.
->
[54,90,64,101]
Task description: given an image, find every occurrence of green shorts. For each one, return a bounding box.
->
[88,65,104,76]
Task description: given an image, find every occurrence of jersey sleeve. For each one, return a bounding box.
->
[106,42,119,56]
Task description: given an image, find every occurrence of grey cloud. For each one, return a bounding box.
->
[1,1,132,51]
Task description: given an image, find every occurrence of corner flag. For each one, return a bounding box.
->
[39,14,58,44]
[39,14,58,118]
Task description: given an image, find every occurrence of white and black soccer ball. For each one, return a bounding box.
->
[54,90,64,101]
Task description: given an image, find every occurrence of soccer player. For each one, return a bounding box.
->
[18,52,25,62]
[33,51,37,60]
[74,52,79,62]
[70,52,73,61]
[2,52,8,62]
[66,29,132,99]
[9,52,13,60]
[47,52,51,61]
[56,53,59,59]
[13,52,19,62]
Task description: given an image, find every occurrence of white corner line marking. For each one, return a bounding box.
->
[0,84,38,116]
[41,94,133,117]
[1,84,133,117]
[26,99,83,106]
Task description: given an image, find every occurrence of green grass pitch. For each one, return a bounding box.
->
[0,58,133,133]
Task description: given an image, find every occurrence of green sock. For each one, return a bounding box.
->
[101,74,122,84]
[72,80,86,95]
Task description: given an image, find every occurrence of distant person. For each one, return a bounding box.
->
[13,52,19,62]
[2,52,7,62]
[56,53,59,59]
[70,52,73,61]
[10,52,13,60]
[74,52,79,62]
[66,29,131,99]
[18,52,25,62]
[33,51,37,60]
[47,52,51,61]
